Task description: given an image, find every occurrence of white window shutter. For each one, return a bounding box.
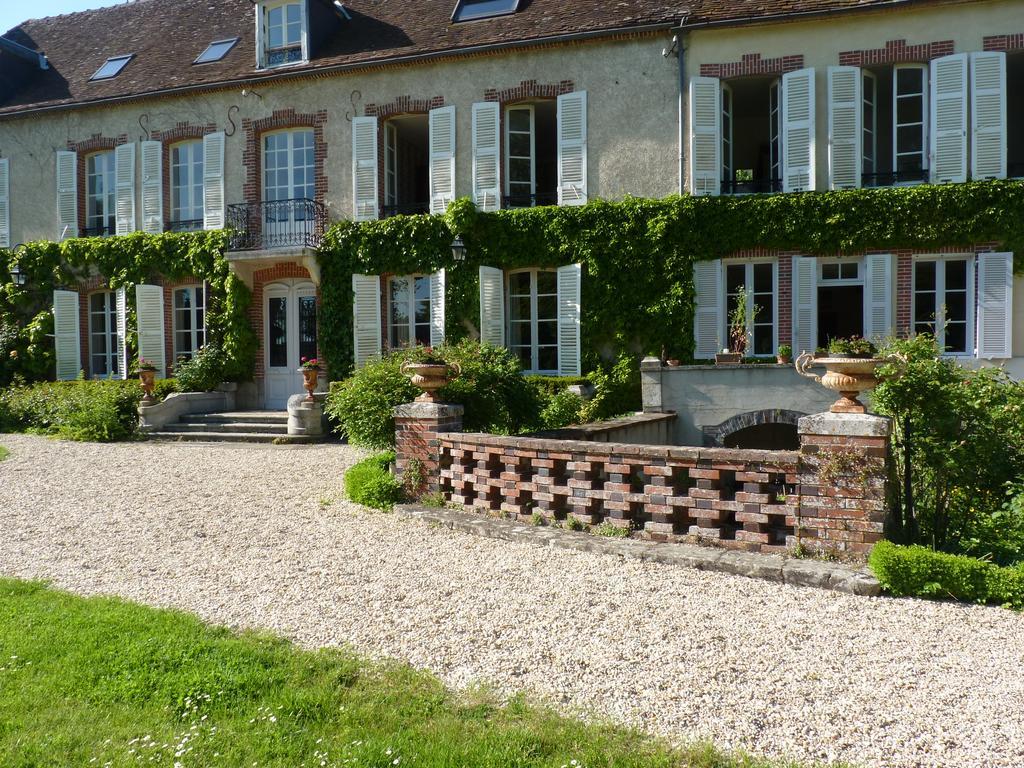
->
[976,252,1013,359]
[53,289,81,381]
[429,106,456,215]
[930,53,968,184]
[791,256,818,354]
[689,77,721,196]
[478,266,505,348]
[352,116,379,221]
[863,254,893,343]
[782,68,816,192]
[827,66,862,190]
[352,273,382,368]
[56,150,78,240]
[202,132,226,230]
[114,143,136,235]
[115,287,128,380]
[557,91,587,206]
[430,269,446,347]
[556,263,582,377]
[0,157,9,249]
[140,140,163,234]
[970,52,1006,181]
[693,259,722,358]
[135,284,166,378]
[471,102,501,212]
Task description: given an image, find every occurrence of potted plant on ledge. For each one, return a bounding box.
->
[716,287,759,365]
[401,348,461,402]
[137,357,158,404]
[776,344,793,365]
[795,336,884,413]
[298,357,322,400]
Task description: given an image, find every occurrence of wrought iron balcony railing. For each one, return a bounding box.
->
[862,169,928,187]
[168,218,204,233]
[502,191,558,208]
[381,202,430,217]
[721,177,783,195]
[226,198,327,251]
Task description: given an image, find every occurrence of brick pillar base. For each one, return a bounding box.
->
[394,402,464,495]
[797,412,891,557]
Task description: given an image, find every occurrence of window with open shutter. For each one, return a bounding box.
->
[930,53,968,184]
[429,106,456,214]
[114,143,136,235]
[828,66,862,190]
[0,158,9,248]
[692,259,722,358]
[352,116,379,221]
[472,102,501,212]
[556,264,582,377]
[976,252,1013,359]
[689,77,721,196]
[863,253,893,342]
[53,290,82,381]
[791,256,818,354]
[135,284,166,378]
[141,140,163,234]
[56,150,78,240]
[429,270,446,347]
[352,273,382,367]
[970,52,1006,181]
[557,91,587,206]
[782,68,816,192]
[478,266,505,347]
[202,132,226,230]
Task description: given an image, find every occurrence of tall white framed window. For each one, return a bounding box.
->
[86,151,116,235]
[863,70,877,176]
[724,260,777,356]
[893,64,928,181]
[264,129,314,202]
[913,255,974,356]
[173,285,206,361]
[388,275,431,348]
[89,290,119,377]
[170,141,204,231]
[507,268,558,373]
[721,83,734,186]
[261,0,305,67]
[768,79,781,185]
[384,122,398,210]
[505,105,536,207]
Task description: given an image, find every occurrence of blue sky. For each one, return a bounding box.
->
[1,0,124,35]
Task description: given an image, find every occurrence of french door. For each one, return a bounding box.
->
[263,129,315,241]
[264,280,318,409]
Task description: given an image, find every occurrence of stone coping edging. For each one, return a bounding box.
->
[395,504,882,597]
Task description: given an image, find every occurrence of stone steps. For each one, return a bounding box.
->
[146,410,320,444]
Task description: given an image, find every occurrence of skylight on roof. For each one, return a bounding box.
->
[90,54,133,81]
[194,37,240,65]
[452,0,520,23]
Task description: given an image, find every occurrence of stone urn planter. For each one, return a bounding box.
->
[795,352,884,414]
[401,360,461,402]
[137,359,158,404]
[299,357,322,400]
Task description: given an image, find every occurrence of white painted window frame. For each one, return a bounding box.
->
[893,63,929,183]
[387,274,432,349]
[89,290,119,378]
[173,284,207,361]
[722,258,779,357]
[818,258,863,285]
[504,104,537,206]
[256,0,308,69]
[911,253,975,357]
[862,70,878,177]
[384,121,398,209]
[86,150,116,235]
[170,140,205,228]
[506,267,559,374]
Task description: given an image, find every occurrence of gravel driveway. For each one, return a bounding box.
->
[1,434,1022,768]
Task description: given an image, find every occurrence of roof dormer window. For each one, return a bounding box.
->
[89,54,133,81]
[194,37,240,65]
[452,0,520,23]
[258,1,307,69]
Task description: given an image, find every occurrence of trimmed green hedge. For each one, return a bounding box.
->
[869,541,1024,609]
[344,451,404,511]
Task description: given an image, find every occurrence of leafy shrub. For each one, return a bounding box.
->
[325,353,419,449]
[0,379,141,442]
[152,378,180,402]
[578,353,641,423]
[539,389,586,430]
[344,451,404,511]
[872,335,1024,558]
[869,540,1024,609]
[173,344,226,393]
[523,375,590,398]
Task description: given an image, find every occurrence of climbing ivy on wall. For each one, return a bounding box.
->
[0,231,255,383]
[318,180,1024,377]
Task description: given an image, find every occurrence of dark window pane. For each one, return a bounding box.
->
[269,297,288,367]
[537,320,557,346]
[945,260,967,290]
[896,67,923,92]
[507,109,531,133]
[753,327,773,355]
[536,270,556,294]
[509,321,531,346]
[509,272,531,294]
[914,297,935,324]
[915,261,936,291]
[538,346,558,372]
[509,295,531,322]
[945,291,967,322]
[509,133,531,158]
[536,295,556,321]
[945,323,966,353]
[726,264,745,294]
[299,295,317,361]
[753,263,772,292]
[414,324,431,346]
[896,125,923,153]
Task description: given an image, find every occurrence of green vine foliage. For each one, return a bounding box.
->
[318,181,1024,377]
[1,231,256,384]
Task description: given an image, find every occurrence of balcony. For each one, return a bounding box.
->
[862,169,928,187]
[503,191,558,208]
[226,198,327,251]
[722,177,782,195]
[381,202,430,218]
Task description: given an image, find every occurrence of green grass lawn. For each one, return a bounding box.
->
[0,445,8,462]
[0,580,817,768]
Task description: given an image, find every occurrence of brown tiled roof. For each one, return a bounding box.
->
[0,0,690,116]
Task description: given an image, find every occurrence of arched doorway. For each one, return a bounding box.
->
[703,409,805,450]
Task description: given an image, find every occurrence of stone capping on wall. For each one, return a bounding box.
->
[528,411,676,445]
[699,53,804,78]
[408,410,891,559]
[838,39,954,66]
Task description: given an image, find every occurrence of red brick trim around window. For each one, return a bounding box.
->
[67,134,128,236]
[983,33,1024,52]
[699,54,804,78]
[838,39,954,66]
[151,122,217,231]
[484,79,575,103]
[366,95,445,119]
[241,108,328,208]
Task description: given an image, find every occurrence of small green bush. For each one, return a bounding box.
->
[344,451,404,511]
[0,379,141,442]
[152,378,180,402]
[0,446,8,462]
[539,388,586,430]
[325,353,419,449]
[869,540,1024,609]
[173,344,226,393]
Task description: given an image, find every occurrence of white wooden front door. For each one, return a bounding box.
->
[264,280,318,409]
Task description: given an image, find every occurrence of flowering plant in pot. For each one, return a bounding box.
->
[298,357,322,400]
[826,336,877,359]
[776,344,793,365]
[136,357,158,403]
[716,287,760,364]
